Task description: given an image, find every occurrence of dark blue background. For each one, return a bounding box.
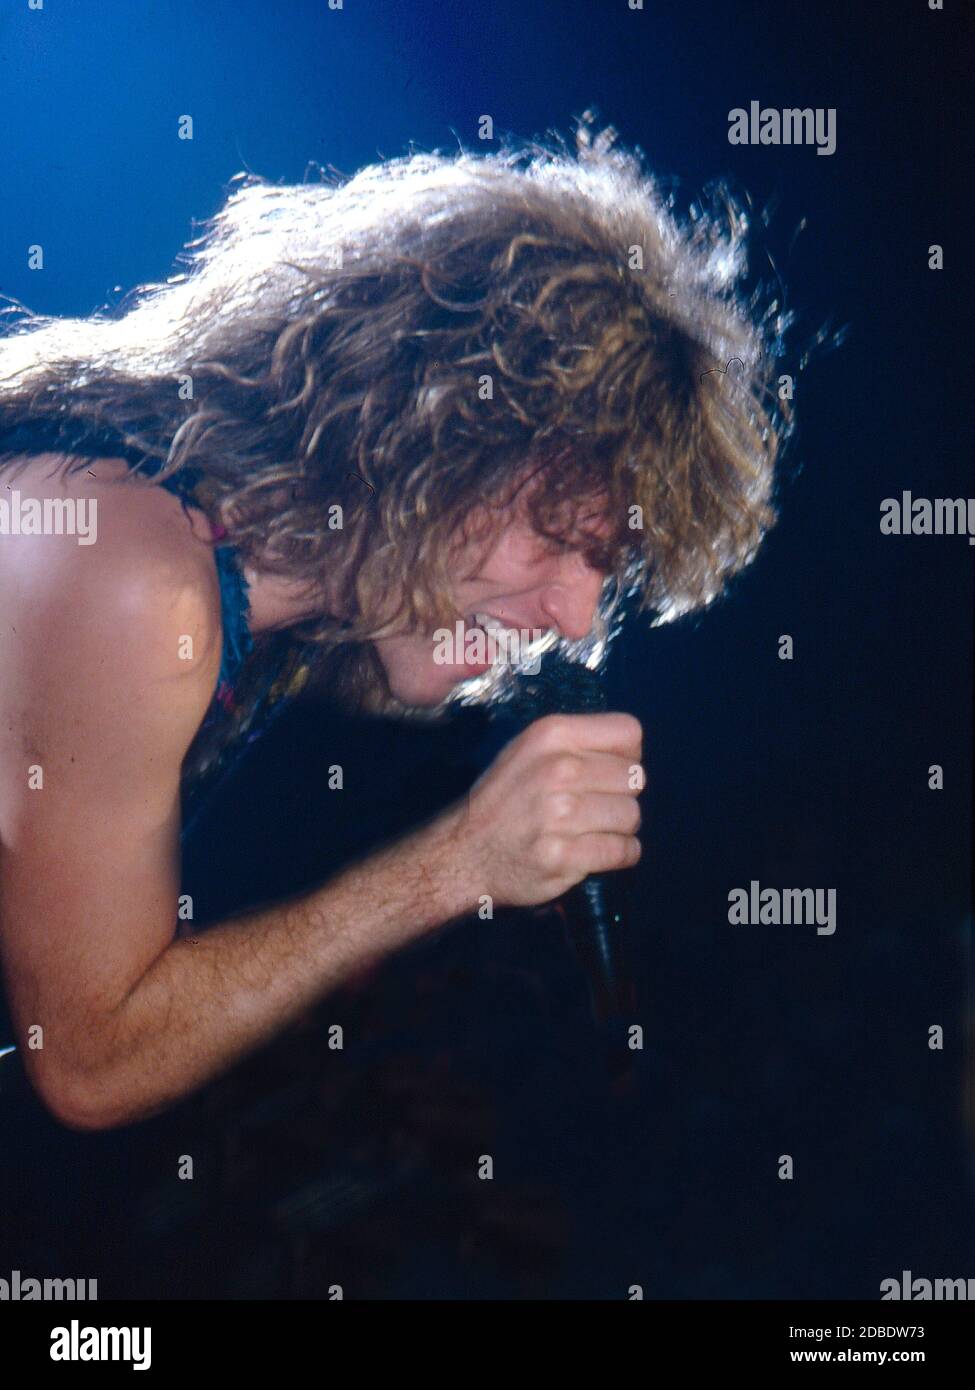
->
[0,0,971,1298]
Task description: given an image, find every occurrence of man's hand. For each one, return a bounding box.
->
[447,712,644,909]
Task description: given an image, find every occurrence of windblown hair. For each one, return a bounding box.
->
[0,113,792,727]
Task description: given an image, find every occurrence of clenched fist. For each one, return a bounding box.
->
[451,712,644,909]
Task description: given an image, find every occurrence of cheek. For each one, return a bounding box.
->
[374,634,419,676]
[374,634,444,693]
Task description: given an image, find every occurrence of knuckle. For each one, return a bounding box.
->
[547,753,581,787]
[545,789,578,824]
[536,834,568,875]
[533,714,571,749]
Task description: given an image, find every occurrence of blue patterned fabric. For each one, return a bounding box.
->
[210,543,254,693]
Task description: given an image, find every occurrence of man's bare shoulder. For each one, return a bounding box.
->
[1,452,219,644]
[0,454,224,771]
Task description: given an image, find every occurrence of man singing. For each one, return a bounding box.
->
[0,117,787,1129]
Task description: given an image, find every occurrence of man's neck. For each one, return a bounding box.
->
[242,563,329,635]
[193,495,341,636]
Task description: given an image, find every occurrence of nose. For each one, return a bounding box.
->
[538,553,607,641]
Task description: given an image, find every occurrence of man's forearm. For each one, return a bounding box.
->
[50,807,475,1130]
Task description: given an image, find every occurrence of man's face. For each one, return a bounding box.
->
[372,490,613,708]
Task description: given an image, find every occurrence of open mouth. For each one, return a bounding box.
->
[463,611,517,643]
[456,612,552,674]
[456,612,518,669]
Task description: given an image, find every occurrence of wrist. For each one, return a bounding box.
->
[409,802,482,926]
[327,802,480,955]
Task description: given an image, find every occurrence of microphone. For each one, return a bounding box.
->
[474,650,638,1025]
[447,557,646,1029]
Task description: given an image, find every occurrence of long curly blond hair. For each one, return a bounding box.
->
[0,113,792,729]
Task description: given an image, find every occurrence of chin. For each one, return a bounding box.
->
[388,665,507,723]
[373,636,499,719]
[386,671,459,709]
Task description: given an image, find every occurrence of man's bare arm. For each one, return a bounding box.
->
[0,513,476,1130]
[0,460,641,1131]
[1,799,472,1131]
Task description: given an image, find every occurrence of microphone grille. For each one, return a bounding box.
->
[504,650,608,720]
